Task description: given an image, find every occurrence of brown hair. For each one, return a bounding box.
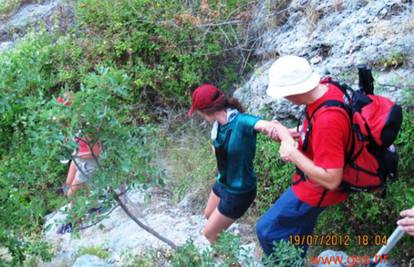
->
[200,93,245,114]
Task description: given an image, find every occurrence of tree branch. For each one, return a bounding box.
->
[111,189,178,251]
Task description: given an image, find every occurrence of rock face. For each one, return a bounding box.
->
[43,187,253,266]
[254,0,414,70]
[234,61,304,121]
[0,0,74,53]
[235,0,414,120]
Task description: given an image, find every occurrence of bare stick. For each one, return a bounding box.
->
[111,189,178,250]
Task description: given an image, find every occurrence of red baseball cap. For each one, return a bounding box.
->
[188,84,225,117]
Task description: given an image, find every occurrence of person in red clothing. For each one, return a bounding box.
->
[255,55,351,257]
[57,93,102,234]
[63,132,102,208]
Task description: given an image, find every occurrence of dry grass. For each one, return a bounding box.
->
[402,13,414,33]
[369,20,398,38]
[175,13,200,26]
[304,4,322,33]
[155,119,216,208]
[264,0,292,28]
[0,0,21,19]
[333,0,343,13]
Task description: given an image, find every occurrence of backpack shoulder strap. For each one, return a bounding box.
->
[321,77,353,102]
[308,100,349,121]
[302,99,351,151]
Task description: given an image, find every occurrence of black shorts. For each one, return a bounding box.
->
[212,182,256,220]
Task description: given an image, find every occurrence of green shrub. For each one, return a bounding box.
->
[376,51,408,70]
[0,43,160,263]
[263,240,304,267]
[0,0,21,18]
[170,232,304,266]
[77,246,110,260]
[74,0,254,108]
[171,232,250,266]
[157,123,216,204]
[212,232,244,265]
[254,134,295,213]
[171,240,214,267]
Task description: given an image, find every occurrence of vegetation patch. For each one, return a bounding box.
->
[156,121,216,205]
[77,246,110,260]
[376,51,409,70]
[0,0,21,19]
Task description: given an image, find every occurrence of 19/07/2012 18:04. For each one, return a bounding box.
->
[289,234,388,246]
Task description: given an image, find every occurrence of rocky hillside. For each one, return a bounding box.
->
[2,1,411,119]
[0,0,73,52]
[235,0,413,120]
[43,186,256,266]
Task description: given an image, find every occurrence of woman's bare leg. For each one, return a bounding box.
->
[204,190,220,219]
[203,208,235,243]
[65,161,77,187]
[67,177,84,208]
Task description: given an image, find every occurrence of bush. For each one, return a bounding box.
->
[170,232,304,266]
[171,240,214,267]
[0,45,160,263]
[254,134,295,214]
[0,33,69,265]
[77,246,110,260]
[263,240,304,267]
[0,0,21,18]
[74,0,255,108]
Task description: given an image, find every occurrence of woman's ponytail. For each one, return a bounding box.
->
[225,97,245,113]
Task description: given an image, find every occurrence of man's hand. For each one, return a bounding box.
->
[268,121,297,161]
[397,209,414,236]
[279,139,297,162]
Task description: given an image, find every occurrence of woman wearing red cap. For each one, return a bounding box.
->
[189,84,276,243]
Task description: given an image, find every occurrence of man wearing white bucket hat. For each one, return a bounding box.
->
[256,56,351,257]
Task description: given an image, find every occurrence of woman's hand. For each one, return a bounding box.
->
[269,121,292,142]
[397,209,414,236]
[254,120,280,141]
[269,121,297,161]
[255,120,300,143]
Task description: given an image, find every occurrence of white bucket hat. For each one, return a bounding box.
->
[266,55,320,98]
